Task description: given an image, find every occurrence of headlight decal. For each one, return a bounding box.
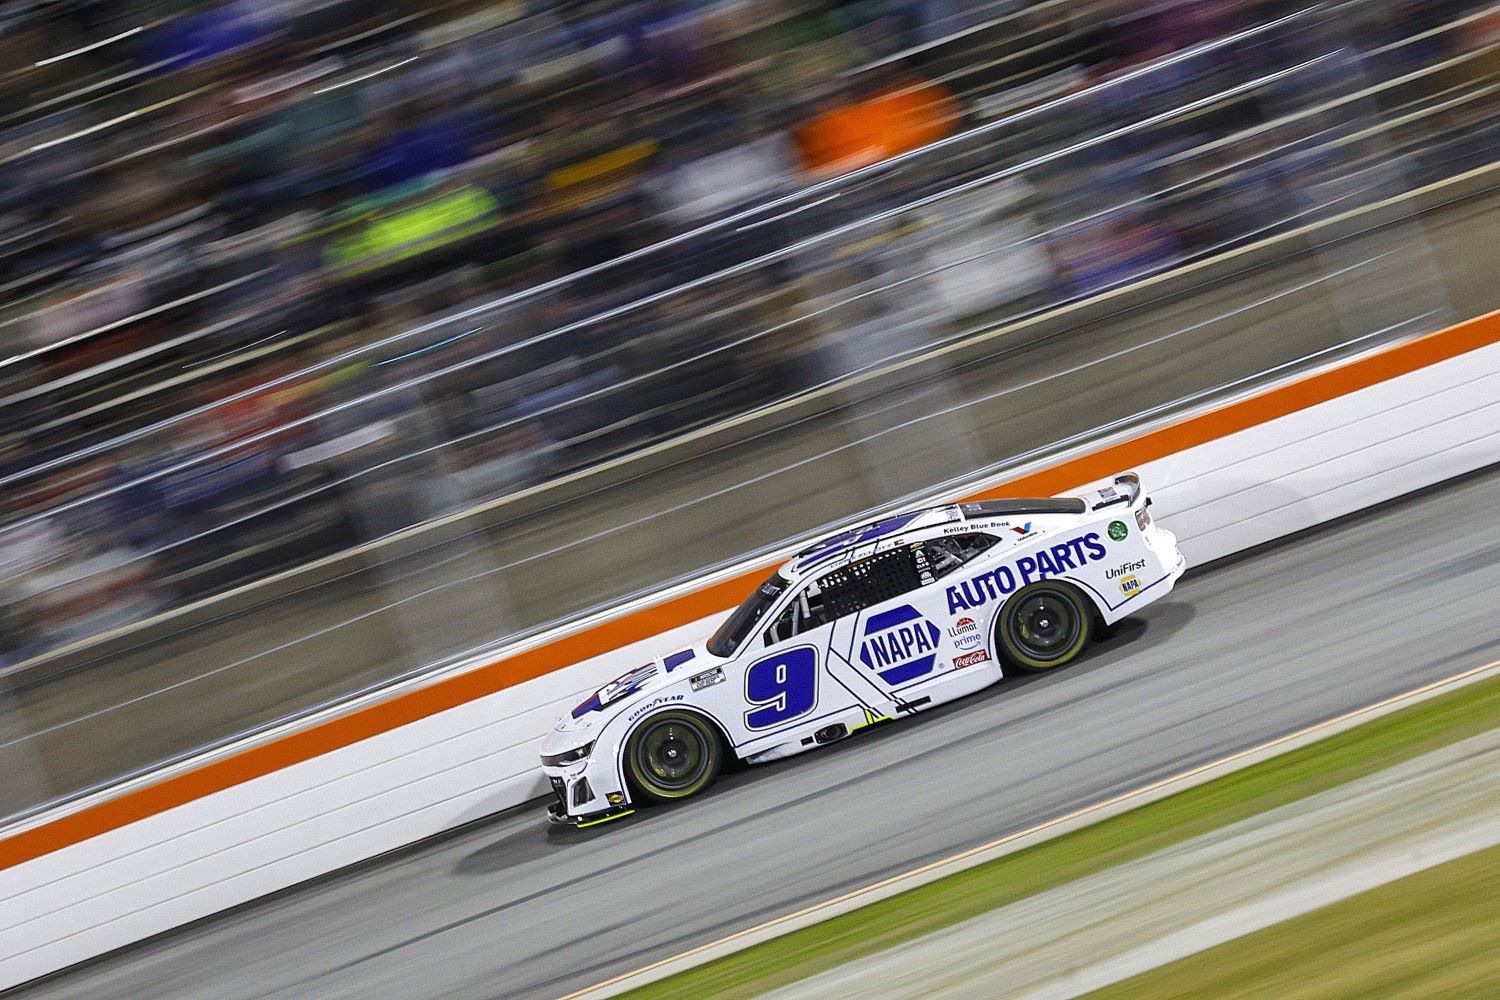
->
[540,741,594,768]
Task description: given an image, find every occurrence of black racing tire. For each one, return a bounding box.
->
[996,581,1093,673]
[624,710,724,803]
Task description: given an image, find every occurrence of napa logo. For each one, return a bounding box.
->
[860,605,941,685]
[1107,558,1146,599]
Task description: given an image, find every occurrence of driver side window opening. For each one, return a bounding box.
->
[919,532,1000,581]
[765,578,831,645]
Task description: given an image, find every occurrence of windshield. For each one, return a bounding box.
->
[708,572,789,657]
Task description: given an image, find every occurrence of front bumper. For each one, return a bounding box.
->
[541,752,632,824]
[547,798,636,828]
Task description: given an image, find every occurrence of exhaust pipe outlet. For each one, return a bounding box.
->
[813,723,848,744]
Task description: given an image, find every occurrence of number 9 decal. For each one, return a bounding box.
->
[745,647,818,730]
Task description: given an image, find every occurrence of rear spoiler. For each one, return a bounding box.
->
[1082,472,1143,512]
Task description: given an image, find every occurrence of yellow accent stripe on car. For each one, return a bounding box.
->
[848,708,891,734]
[577,810,636,829]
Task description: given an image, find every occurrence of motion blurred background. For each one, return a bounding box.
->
[0,0,1495,821]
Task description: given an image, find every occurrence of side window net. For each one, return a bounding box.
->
[818,547,923,620]
[921,533,1000,580]
[764,545,934,645]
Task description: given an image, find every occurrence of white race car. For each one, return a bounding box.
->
[540,472,1185,827]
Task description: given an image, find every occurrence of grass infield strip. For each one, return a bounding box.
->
[623,671,1500,1000]
[1086,840,1500,1000]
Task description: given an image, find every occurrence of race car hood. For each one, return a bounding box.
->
[543,641,720,744]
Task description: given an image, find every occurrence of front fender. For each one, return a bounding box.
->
[544,691,734,822]
[610,701,735,797]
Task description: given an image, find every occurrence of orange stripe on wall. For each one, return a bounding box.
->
[2,308,1497,871]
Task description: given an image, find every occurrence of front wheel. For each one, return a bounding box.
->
[625,710,724,803]
[996,582,1093,673]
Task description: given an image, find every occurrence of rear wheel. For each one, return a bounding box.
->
[997,582,1093,673]
[625,710,723,803]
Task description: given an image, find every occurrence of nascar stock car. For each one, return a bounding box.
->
[540,472,1186,827]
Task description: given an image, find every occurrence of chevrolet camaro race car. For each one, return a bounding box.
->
[540,472,1186,827]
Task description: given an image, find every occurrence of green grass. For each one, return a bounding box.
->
[1086,840,1500,1000]
[624,670,1500,1000]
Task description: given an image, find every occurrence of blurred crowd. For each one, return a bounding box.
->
[0,0,1496,663]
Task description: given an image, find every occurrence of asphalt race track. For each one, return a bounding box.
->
[20,463,1500,999]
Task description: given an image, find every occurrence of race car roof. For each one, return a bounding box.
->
[788,509,936,575]
[786,496,1085,577]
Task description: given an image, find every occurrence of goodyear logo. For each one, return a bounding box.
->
[627,693,684,723]
[860,605,940,685]
[946,532,1108,614]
